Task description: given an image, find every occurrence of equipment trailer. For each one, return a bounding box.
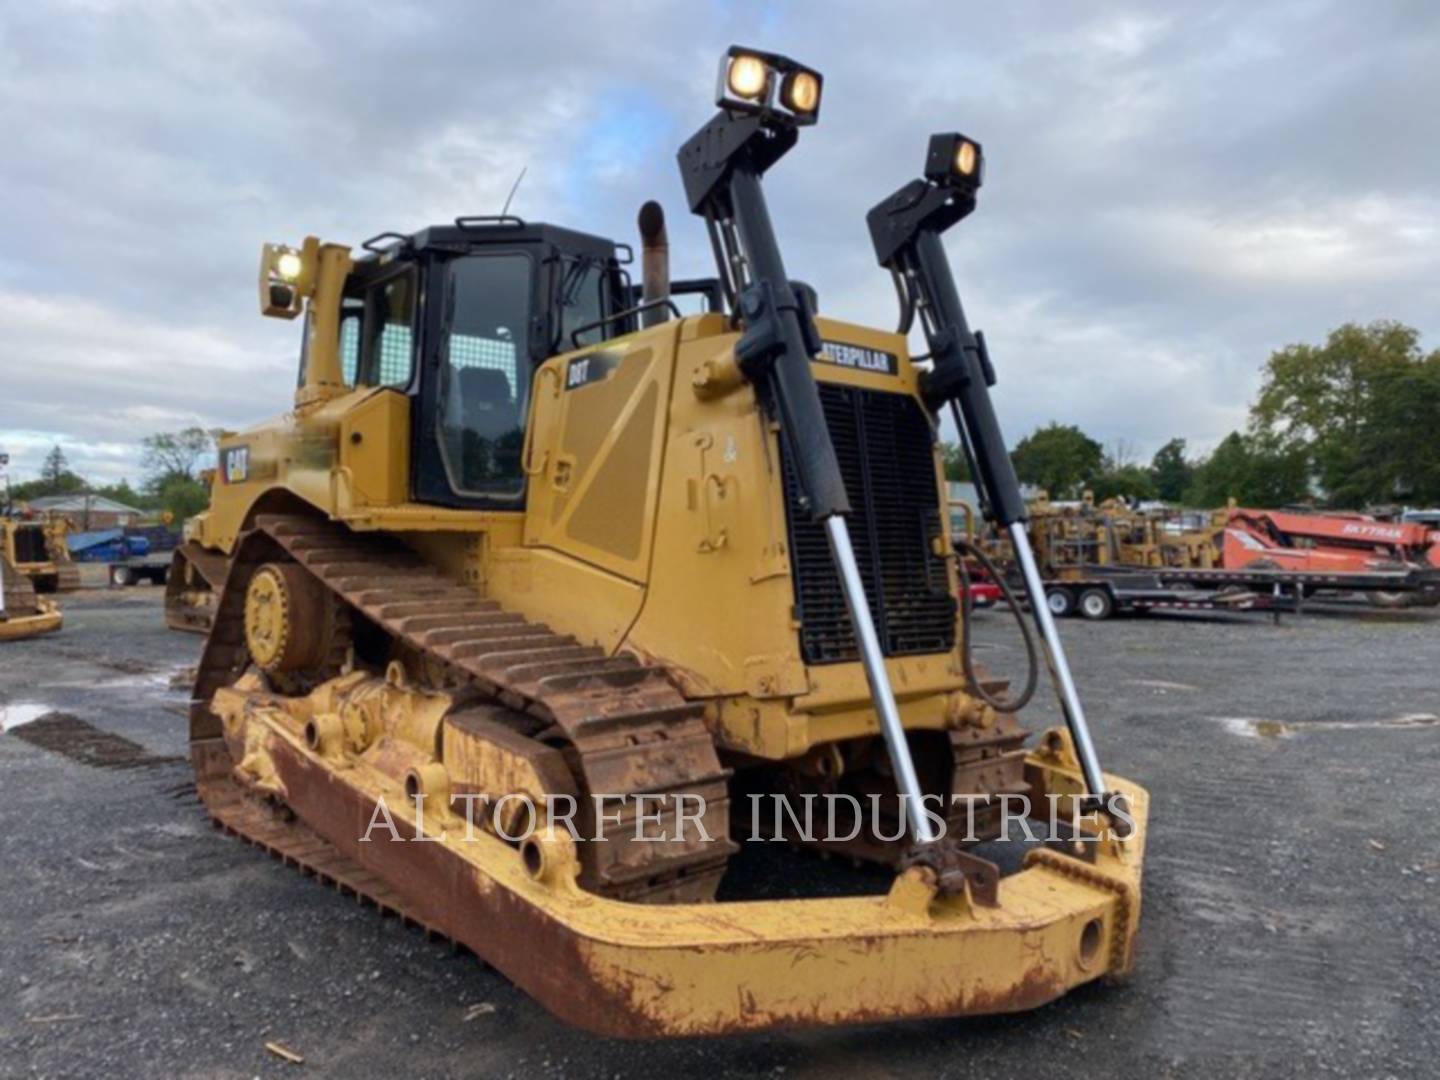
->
[1151,564,1440,611]
[1026,569,1258,620]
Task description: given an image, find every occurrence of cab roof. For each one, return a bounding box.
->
[354,217,624,267]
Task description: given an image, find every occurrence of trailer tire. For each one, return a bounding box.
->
[1366,589,1415,609]
[1079,587,1114,621]
[111,565,134,587]
[1046,589,1075,617]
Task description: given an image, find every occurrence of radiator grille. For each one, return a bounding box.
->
[780,383,956,665]
[13,525,48,564]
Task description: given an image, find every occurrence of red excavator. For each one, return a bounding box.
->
[1223,508,1440,606]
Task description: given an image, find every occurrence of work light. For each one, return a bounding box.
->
[275,250,303,282]
[726,54,769,100]
[924,133,985,193]
[780,70,821,114]
[260,241,311,319]
[714,46,823,125]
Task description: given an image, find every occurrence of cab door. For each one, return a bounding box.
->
[412,251,538,509]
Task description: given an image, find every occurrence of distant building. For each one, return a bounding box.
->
[26,494,144,529]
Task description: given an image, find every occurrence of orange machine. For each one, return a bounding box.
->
[1223,508,1440,574]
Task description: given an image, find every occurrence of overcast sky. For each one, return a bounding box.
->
[2,1,1437,487]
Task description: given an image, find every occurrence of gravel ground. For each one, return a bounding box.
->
[1,588,1437,1078]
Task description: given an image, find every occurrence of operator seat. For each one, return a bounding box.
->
[452,367,519,488]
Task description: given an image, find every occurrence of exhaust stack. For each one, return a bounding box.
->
[637,200,670,327]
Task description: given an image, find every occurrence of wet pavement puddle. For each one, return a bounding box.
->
[1212,713,1440,739]
[3,710,183,770]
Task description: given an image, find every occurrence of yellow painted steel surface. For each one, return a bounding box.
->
[0,606,62,640]
[187,289,969,761]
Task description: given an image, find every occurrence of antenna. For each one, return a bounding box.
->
[500,166,528,218]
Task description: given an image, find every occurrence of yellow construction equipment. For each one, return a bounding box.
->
[165,533,226,633]
[0,551,62,641]
[182,47,1146,1036]
[982,496,1226,579]
[1,516,82,593]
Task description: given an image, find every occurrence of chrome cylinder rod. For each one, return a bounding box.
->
[825,514,937,844]
[1008,521,1106,797]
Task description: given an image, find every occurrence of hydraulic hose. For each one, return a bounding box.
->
[953,535,1039,713]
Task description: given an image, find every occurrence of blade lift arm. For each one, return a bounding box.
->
[866,152,1123,819]
[679,108,939,844]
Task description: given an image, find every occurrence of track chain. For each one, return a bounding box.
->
[191,514,733,906]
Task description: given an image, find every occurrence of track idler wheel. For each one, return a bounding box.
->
[244,562,335,674]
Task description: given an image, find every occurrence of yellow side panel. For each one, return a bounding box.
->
[523,327,678,584]
[486,546,643,653]
[623,324,801,699]
[340,390,410,506]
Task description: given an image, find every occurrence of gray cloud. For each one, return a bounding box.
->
[1,0,1436,485]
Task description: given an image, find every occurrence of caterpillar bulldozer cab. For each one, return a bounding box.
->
[182,47,1147,1036]
[166,221,635,631]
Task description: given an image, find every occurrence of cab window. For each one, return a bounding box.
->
[556,255,611,349]
[329,276,414,390]
[338,297,362,385]
[437,254,532,498]
[364,272,416,388]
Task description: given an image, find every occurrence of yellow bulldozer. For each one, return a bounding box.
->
[1,516,82,594]
[180,47,1147,1036]
[0,550,62,641]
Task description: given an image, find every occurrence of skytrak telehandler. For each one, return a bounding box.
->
[181,47,1147,1036]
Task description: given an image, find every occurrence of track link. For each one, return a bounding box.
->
[191,514,733,907]
[165,542,228,633]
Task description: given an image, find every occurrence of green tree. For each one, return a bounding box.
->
[1351,356,1440,505]
[134,428,215,528]
[42,445,68,485]
[16,444,88,498]
[1243,432,1312,507]
[1150,438,1192,502]
[93,479,151,512]
[940,441,971,483]
[1185,433,1250,506]
[141,427,214,485]
[1185,431,1309,507]
[1010,422,1103,499]
[1091,463,1156,503]
[151,473,209,524]
[1251,320,1438,507]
